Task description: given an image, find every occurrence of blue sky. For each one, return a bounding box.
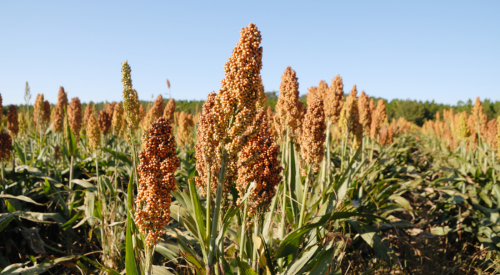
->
[1,1,499,105]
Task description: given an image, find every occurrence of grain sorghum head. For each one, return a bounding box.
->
[338,86,361,146]
[256,76,267,111]
[485,119,497,149]
[266,106,277,138]
[33,94,44,126]
[139,105,146,122]
[141,102,162,135]
[324,74,344,124]
[357,91,371,135]
[53,105,64,133]
[98,109,112,135]
[236,112,282,217]
[43,100,51,126]
[275,67,302,141]
[176,111,194,148]
[456,112,470,141]
[112,103,123,136]
[86,114,101,151]
[300,95,326,174]
[370,99,386,140]
[135,117,180,247]
[195,92,219,196]
[0,130,12,161]
[7,105,19,137]
[163,98,175,122]
[18,111,27,136]
[68,97,82,139]
[497,116,500,157]
[122,61,140,133]
[57,87,68,107]
[106,102,116,119]
[153,95,164,118]
[467,113,479,144]
[83,103,93,126]
[166,79,171,89]
[472,97,487,132]
[317,80,328,101]
[306,86,319,107]
[213,23,263,157]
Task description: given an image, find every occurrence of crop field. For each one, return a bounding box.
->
[0,24,499,275]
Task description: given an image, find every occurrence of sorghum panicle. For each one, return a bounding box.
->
[121,61,140,133]
[68,97,82,138]
[7,105,19,137]
[98,110,112,135]
[370,99,386,141]
[472,97,487,131]
[358,91,371,135]
[154,95,164,118]
[86,114,101,151]
[324,74,344,124]
[112,103,123,136]
[195,92,218,196]
[135,117,180,247]
[163,98,175,122]
[0,130,12,161]
[275,67,302,141]
[300,95,326,174]
[236,112,282,217]
[176,111,194,148]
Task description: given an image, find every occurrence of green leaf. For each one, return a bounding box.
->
[62,213,84,231]
[71,179,97,191]
[0,195,42,206]
[0,255,74,275]
[283,245,320,275]
[102,148,132,166]
[348,221,393,263]
[0,213,15,232]
[275,212,381,258]
[14,142,26,165]
[152,266,176,275]
[237,259,258,275]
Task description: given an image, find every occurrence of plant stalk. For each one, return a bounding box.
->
[207,150,228,275]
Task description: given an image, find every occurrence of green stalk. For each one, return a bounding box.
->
[69,156,74,189]
[298,168,311,228]
[1,162,5,194]
[144,245,154,275]
[206,171,212,242]
[252,217,260,271]
[207,150,228,275]
[239,201,248,261]
[278,130,289,271]
[95,153,107,264]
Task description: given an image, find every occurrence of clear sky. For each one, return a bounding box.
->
[1,1,499,105]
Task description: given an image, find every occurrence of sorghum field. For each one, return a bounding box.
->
[0,24,499,275]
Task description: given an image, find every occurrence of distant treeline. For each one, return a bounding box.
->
[5,93,500,127]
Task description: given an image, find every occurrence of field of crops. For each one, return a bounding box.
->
[0,23,499,275]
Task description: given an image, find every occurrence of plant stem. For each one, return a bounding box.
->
[144,245,154,275]
[239,201,248,262]
[1,162,5,194]
[278,130,289,271]
[206,171,212,242]
[298,168,311,228]
[69,156,74,189]
[207,150,228,275]
[252,217,260,271]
